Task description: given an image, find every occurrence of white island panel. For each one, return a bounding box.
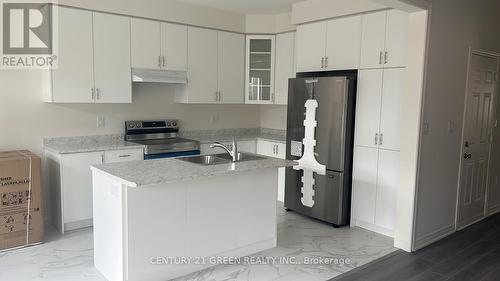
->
[92,168,279,281]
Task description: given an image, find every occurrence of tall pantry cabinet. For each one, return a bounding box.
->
[351,9,408,238]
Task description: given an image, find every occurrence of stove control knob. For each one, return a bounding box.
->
[172,122,177,127]
[129,123,135,128]
[167,122,171,127]
[136,122,142,128]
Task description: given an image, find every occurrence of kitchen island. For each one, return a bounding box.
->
[91,154,295,281]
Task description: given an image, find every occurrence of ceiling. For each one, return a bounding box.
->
[175,0,304,15]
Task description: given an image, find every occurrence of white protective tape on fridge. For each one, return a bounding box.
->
[293,99,326,207]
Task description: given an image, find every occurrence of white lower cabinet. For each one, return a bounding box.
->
[47,148,143,233]
[352,146,400,237]
[61,152,103,231]
[257,140,286,202]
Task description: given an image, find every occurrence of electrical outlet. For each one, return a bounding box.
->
[422,121,430,135]
[447,121,455,134]
[97,116,105,128]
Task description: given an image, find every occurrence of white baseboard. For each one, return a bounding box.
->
[351,219,394,238]
[413,223,455,251]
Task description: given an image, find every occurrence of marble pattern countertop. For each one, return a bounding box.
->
[92,155,296,187]
[43,135,145,154]
[179,127,286,144]
[43,128,286,154]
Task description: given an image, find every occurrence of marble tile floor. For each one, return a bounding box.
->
[0,205,396,281]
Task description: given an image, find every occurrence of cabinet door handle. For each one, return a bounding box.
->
[379,133,384,145]
[379,52,383,64]
[158,56,161,67]
[219,91,222,102]
[91,88,95,100]
[375,133,379,145]
[276,145,279,155]
[384,51,388,64]
[96,88,100,100]
[119,154,131,158]
[321,57,325,68]
[162,56,166,67]
[325,57,328,68]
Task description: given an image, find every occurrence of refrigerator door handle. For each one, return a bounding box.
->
[380,133,384,145]
[375,133,379,145]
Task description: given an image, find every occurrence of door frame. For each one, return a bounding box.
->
[455,47,500,230]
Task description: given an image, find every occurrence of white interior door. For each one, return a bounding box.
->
[51,7,94,103]
[360,11,387,69]
[296,21,327,72]
[325,15,362,70]
[218,31,245,104]
[355,69,383,148]
[458,53,499,228]
[187,27,218,103]
[130,18,161,69]
[161,22,188,71]
[93,13,132,103]
[379,68,405,151]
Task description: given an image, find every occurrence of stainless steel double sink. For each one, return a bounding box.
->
[179,153,266,165]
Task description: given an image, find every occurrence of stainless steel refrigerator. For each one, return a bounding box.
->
[284,70,357,227]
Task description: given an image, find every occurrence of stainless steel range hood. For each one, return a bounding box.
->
[132,68,187,84]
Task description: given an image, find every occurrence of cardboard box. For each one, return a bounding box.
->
[0,150,43,251]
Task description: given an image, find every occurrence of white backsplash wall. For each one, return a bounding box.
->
[261,105,287,130]
[0,70,261,156]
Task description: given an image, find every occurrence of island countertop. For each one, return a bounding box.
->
[91,155,296,187]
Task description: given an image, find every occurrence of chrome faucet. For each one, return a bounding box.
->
[210,137,238,162]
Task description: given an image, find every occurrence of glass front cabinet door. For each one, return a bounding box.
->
[245,35,276,104]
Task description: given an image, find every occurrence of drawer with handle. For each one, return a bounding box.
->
[104,149,144,163]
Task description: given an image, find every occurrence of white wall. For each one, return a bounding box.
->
[291,0,386,24]
[413,0,500,249]
[0,71,261,156]
[260,105,287,130]
[59,0,245,32]
[245,12,296,34]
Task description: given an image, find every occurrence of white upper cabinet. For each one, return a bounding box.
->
[218,31,245,104]
[92,12,132,103]
[48,7,94,103]
[179,27,244,104]
[379,68,404,151]
[355,69,383,148]
[245,35,276,104]
[384,10,409,68]
[161,23,188,71]
[131,20,187,71]
[360,10,409,69]
[130,18,161,69]
[275,32,295,105]
[360,12,387,69]
[296,16,361,72]
[296,21,327,72]
[184,27,219,103]
[47,8,131,103]
[325,15,362,70]
[354,68,404,151]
